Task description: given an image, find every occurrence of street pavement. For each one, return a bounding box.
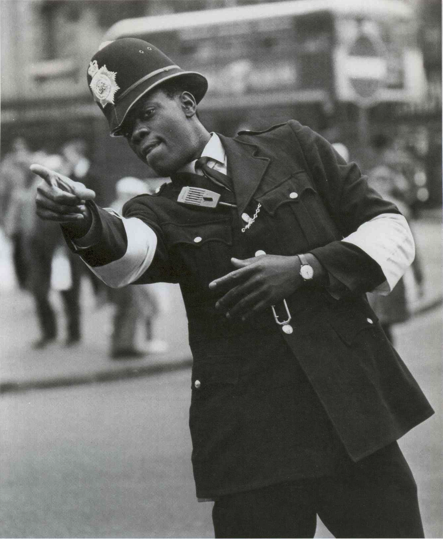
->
[0,214,441,394]
[1,372,211,538]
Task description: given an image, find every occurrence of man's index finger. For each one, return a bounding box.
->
[209,266,251,290]
[30,164,59,188]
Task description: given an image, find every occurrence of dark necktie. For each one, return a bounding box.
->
[195,156,233,192]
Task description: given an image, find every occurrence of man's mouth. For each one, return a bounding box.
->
[143,141,161,160]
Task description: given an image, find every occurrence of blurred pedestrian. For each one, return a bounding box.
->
[107,177,166,359]
[33,38,433,538]
[0,137,33,288]
[0,137,31,220]
[21,154,82,348]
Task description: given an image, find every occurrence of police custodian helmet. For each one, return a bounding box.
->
[87,38,208,137]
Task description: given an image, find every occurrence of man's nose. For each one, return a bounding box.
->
[131,120,149,145]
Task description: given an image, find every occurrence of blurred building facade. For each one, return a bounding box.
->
[1,0,441,206]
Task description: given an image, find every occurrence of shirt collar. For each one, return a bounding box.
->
[178,133,226,174]
[201,133,226,165]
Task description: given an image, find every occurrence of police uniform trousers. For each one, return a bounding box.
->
[212,441,424,538]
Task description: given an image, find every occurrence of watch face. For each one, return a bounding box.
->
[300,265,314,280]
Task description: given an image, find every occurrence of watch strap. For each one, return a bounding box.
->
[298,253,309,266]
[298,253,314,282]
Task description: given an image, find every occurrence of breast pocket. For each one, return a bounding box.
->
[163,218,233,286]
[257,173,340,251]
[327,307,379,347]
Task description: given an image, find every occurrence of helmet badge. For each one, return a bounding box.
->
[89,63,120,108]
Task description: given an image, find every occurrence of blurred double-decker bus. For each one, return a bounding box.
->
[104,0,426,151]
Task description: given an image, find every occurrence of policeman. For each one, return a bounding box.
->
[32,39,433,538]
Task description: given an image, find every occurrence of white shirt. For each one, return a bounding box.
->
[79,133,414,293]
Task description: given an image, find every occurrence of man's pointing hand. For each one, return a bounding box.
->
[31,164,95,228]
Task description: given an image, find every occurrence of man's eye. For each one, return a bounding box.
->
[143,108,155,119]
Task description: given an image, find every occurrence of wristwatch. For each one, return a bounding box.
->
[298,253,314,281]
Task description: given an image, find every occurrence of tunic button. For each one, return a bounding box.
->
[255,250,266,257]
[194,236,202,243]
[282,324,293,334]
[242,213,252,223]
[367,318,374,325]
[289,192,298,199]
[194,380,201,389]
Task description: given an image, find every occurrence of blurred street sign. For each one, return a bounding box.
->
[346,32,387,107]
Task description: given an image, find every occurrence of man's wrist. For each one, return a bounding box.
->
[298,253,328,287]
[61,214,92,239]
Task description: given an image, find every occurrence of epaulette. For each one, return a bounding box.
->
[236,122,287,137]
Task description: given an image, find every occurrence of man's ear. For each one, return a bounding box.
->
[179,91,198,117]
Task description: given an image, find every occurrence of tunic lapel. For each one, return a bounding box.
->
[218,134,270,217]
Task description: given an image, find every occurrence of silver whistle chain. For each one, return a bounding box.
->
[241,203,261,233]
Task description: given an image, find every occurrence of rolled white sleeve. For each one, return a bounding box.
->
[84,216,157,288]
[342,213,415,295]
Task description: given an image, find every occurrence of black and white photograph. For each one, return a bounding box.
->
[0,0,441,537]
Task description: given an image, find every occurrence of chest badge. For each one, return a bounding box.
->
[178,186,235,208]
[178,186,220,208]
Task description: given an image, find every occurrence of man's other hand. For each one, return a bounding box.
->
[208,255,303,321]
[31,164,95,231]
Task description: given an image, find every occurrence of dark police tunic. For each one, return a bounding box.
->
[70,121,433,499]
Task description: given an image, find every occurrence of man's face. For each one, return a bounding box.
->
[122,89,198,176]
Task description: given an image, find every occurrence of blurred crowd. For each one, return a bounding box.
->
[0,128,429,353]
[0,136,167,359]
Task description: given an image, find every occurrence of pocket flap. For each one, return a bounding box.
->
[258,173,316,215]
[328,308,378,345]
[165,219,232,247]
[191,361,239,389]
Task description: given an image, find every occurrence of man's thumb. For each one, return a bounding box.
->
[72,182,96,201]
